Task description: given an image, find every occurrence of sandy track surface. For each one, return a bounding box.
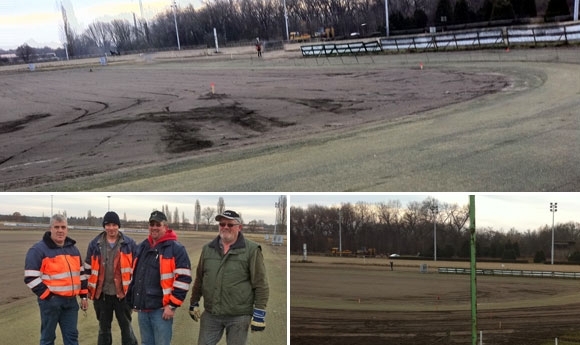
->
[1,47,578,191]
[291,259,580,345]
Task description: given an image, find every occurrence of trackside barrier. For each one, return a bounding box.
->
[438,267,580,279]
[299,21,580,56]
[300,41,382,57]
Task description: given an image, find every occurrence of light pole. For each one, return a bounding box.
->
[550,202,557,265]
[274,202,279,236]
[171,0,181,50]
[107,196,111,211]
[430,204,439,261]
[338,209,342,257]
[51,195,53,216]
[283,0,289,41]
[384,0,390,37]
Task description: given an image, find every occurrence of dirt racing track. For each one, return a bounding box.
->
[291,259,580,345]
[0,47,579,191]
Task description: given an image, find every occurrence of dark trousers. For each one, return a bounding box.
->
[94,294,138,345]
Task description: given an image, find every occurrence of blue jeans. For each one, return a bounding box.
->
[198,312,251,345]
[38,295,79,345]
[137,309,173,345]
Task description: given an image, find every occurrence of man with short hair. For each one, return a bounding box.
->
[24,214,88,345]
[85,211,138,345]
[127,210,192,345]
[189,210,269,345]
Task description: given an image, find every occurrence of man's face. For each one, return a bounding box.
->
[149,220,167,242]
[104,223,119,239]
[218,218,241,244]
[50,220,68,246]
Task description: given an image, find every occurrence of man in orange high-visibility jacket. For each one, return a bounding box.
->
[24,214,88,345]
[85,211,138,345]
[127,210,192,345]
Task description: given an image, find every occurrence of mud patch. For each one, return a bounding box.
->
[0,113,50,134]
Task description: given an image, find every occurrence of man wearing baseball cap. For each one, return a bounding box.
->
[84,211,138,345]
[189,210,269,345]
[127,210,191,345]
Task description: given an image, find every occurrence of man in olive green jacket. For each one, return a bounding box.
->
[189,210,269,345]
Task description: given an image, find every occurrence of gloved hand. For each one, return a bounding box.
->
[250,308,266,332]
[189,302,201,322]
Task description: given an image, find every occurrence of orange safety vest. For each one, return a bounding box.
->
[87,251,133,299]
[39,254,83,298]
[159,255,190,306]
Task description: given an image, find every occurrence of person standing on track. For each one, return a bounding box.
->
[85,211,138,345]
[24,214,88,345]
[255,38,262,57]
[189,210,269,345]
[127,210,192,345]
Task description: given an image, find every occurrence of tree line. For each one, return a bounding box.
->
[1,195,287,234]
[290,197,580,263]
[3,0,574,64]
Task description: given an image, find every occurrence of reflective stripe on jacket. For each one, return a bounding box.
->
[128,230,191,310]
[85,231,136,300]
[24,231,88,299]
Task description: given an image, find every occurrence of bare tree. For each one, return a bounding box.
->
[16,44,35,63]
[202,207,216,225]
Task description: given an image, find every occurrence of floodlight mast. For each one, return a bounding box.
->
[172,0,181,50]
[385,0,389,37]
[283,0,289,41]
[550,202,557,265]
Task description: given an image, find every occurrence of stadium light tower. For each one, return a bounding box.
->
[385,0,390,37]
[430,204,439,261]
[550,202,557,265]
[171,0,181,50]
[283,0,289,41]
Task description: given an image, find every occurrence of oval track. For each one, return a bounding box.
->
[93,50,580,191]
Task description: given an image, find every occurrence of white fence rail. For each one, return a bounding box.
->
[439,267,580,279]
[300,21,580,57]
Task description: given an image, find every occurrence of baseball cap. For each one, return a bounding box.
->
[149,210,167,222]
[215,210,242,223]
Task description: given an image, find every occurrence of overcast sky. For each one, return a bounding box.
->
[1,0,203,50]
[0,193,283,224]
[290,193,579,232]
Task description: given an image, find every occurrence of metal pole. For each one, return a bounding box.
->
[107,196,111,211]
[575,0,579,21]
[385,0,389,37]
[339,209,342,257]
[469,195,477,345]
[274,202,279,235]
[283,0,289,41]
[172,1,181,50]
[550,202,557,265]
[430,204,438,261]
[51,195,53,216]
